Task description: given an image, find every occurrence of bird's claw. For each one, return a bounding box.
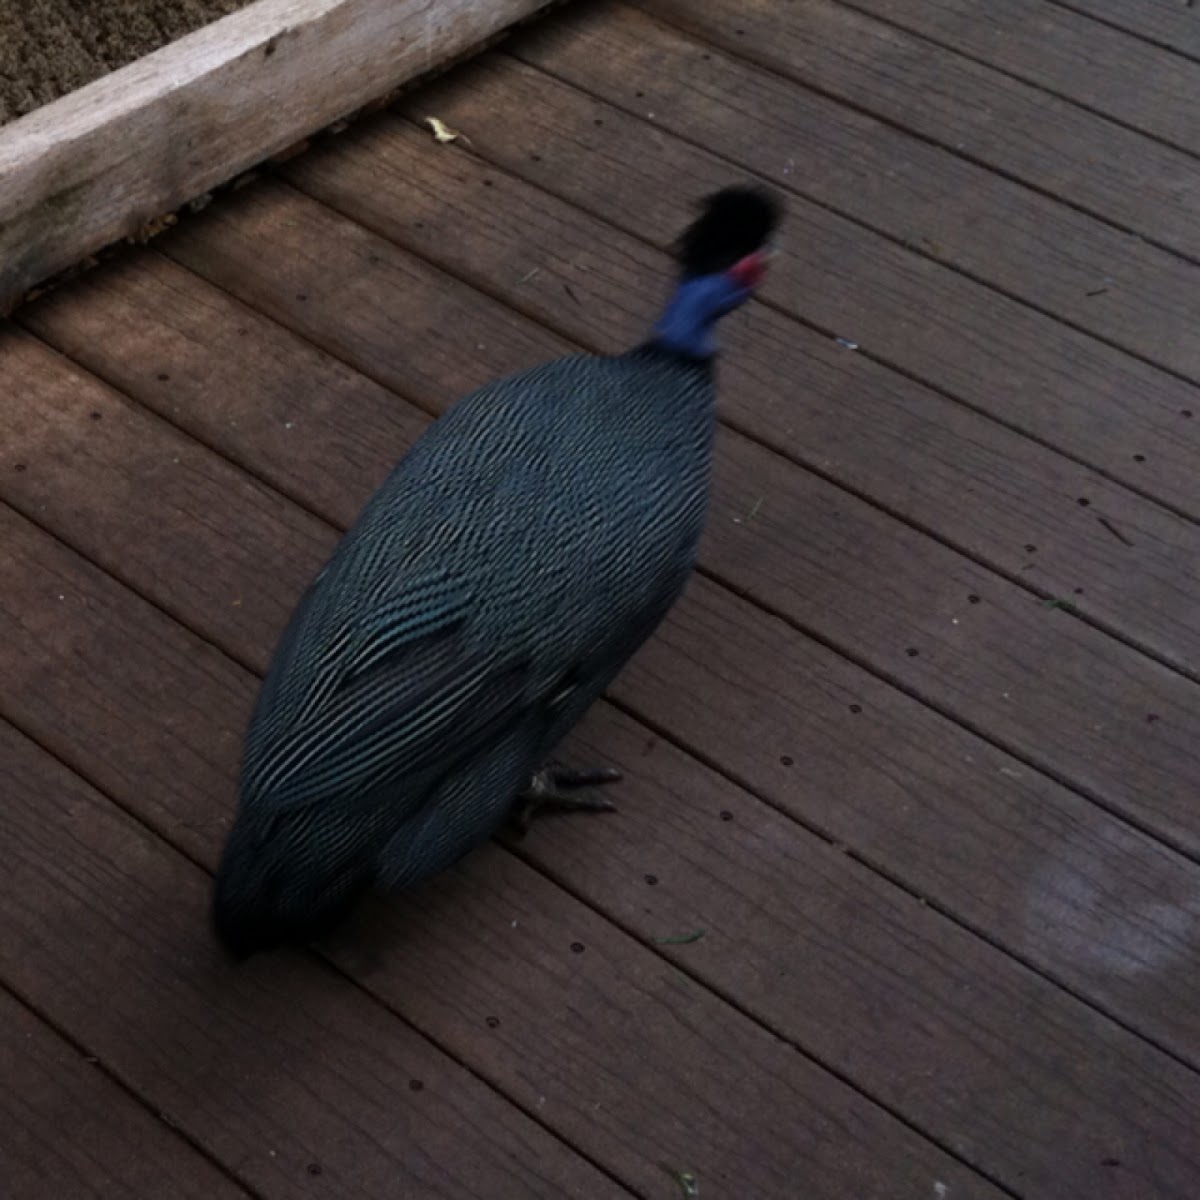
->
[509,764,622,836]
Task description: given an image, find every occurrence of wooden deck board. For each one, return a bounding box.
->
[511,3,1200,383]
[640,0,1200,259]
[0,511,1003,1198]
[4,0,1200,1194]
[21,246,1200,1068]
[394,54,1200,518]
[7,203,1200,1194]
[279,119,1200,672]
[0,329,328,665]
[835,0,1200,155]
[94,181,1200,856]
[1056,0,1200,59]
[0,476,1191,1198]
[1,706,630,1200]
[0,989,250,1200]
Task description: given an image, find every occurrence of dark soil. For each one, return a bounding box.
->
[0,0,251,125]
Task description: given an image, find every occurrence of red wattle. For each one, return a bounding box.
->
[728,251,768,291]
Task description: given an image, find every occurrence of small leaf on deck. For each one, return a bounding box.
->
[660,1164,700,1197]
[425,116,470,146]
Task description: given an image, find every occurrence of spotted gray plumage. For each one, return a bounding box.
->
[213,186,780,958]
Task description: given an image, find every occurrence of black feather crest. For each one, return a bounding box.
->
[676,186,782,278]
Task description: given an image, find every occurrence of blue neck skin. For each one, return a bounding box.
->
[652,271,754,359]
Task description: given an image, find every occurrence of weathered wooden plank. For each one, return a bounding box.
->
[391,53,1200,519]
[20,257,429,525]
[9,245,1200,1185]
[0,0,559,309]
[640,0,1200,258]
[145,182,1200,856]
[508,2,1200,383]
[279,115,1200,680]
[5,397,1198,1198]
[1057,0,1200,58]
[828,0,1200,156]
[23,250,1200,1070]
[0,512,1000,1200]
[0,707,629,1199]
[0,329,329,668]
[517,703,1200,1198]
[362,794,1200,1198]
[0,990,250,1200]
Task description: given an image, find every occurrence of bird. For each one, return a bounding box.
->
[212,185,782,958]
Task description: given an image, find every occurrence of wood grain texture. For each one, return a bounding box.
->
[0,515,999,1200]
[146,182,1200,856]
[393,54,1200,519]
[20,254,429,525]
[22,247,1200,1065]
[0,328,331,666]
[830,0,1200,156]
[0,711,629,1200]
[280,115,1200,680]
[0,990,250,1200]
[2,425,1190,1199]
[1055,0,1200,58]
[638,0,1200,257]
[9,244,1200,1189]
[522,704,1200,1198]
[509,2,1200,383]
[0,0,557,308]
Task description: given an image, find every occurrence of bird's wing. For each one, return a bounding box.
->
[242,571,534,816]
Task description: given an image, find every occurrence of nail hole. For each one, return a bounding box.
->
[306,1164,322,1177]
[1181,409,1193,419]
[635,90,644,97]
[1076,497,1090,507]
[485,1016,500,1029]
[156,372,170,381]
[967,594,980,604]
[1146,713,1160,724]
[296,292,307,302]
[482,178,494,187]
[644,873,658,886]
[89,411,102,420]
[530,153,542,162]
[719,810,733,822]
[593,118,603,126]
[849,703,862,714]
[905,647,919,657]
[1024,543,1037,553]
[264,38,277,57]
[1133,454,1146,462]
[14,463,27,472]
[1102,1158,1121,1169]
[409,1079,425,1092]
[570,941,585,954]
[1073,586,1084,595]
[779,754,794,766]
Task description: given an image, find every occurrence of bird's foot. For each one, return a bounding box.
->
[509,764,622,836]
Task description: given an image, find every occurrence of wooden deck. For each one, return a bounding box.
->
[4,1,1200,1196]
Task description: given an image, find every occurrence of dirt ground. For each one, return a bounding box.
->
[0,0,252,124]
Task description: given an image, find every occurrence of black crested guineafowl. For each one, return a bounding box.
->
[213,186,782,958]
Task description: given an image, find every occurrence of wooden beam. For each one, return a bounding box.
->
[0,0,557,310]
